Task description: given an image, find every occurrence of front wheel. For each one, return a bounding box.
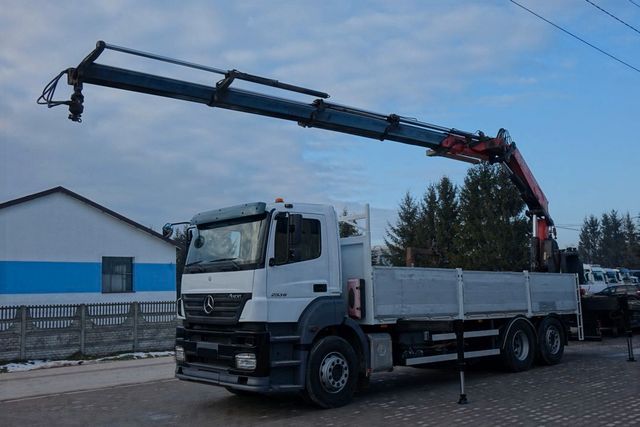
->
[502,320,536,372]
[304,336,358,408]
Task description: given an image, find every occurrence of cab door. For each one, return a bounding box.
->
[265,212,330,322]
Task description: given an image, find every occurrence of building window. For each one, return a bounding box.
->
[102,257,133,293]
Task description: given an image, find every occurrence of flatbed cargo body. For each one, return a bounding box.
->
[340,230,579,326]
[372,267,578,322]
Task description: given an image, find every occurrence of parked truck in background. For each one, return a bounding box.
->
[40,41,584,407]
[582,264,608,295]
[604,268,623,285]
[619,268,640,284]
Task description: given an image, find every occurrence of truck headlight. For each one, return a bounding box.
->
[175,346,185,362]
[235,353,256,370]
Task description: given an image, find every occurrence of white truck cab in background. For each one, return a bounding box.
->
[582,264,608,295]
[603,268,622,285]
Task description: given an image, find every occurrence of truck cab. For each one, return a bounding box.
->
[174,201,362,402]
[621,268,640,284]
[582,264,608,295]
[178,201,342,324]
[603,268,622,287]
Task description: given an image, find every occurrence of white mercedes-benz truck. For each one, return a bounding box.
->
[172,201,580,408]
[39,41,583,408]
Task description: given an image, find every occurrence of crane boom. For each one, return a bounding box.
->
[39,41,560,272]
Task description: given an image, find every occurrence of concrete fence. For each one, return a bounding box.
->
[0,301,177,363]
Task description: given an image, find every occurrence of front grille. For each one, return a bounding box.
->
[182,293,251,325]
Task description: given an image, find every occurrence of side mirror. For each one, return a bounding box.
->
[162,223,174,238]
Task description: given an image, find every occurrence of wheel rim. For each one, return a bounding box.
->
[545,326,561,354]
[511,330,530,361]
[319,351,349,394]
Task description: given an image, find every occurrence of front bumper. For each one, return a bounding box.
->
[176,363,272,392]
[175,323,303,393]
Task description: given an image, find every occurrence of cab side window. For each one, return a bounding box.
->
[274,217,290,264]
[274,215,321,265]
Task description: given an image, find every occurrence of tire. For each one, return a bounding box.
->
[304,336,358,408]
[537,317,565,365]
[501,320,536,372]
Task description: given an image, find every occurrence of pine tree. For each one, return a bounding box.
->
[417,184,437,257]
[636,215,640,261]
[384,191,420,266]
[600,210,625,266]
[622,212,640,268]
[434,176,458,267]
[454,163,529,271]
[578,215,600,264]
[339,207,360,238]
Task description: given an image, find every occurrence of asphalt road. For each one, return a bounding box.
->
[1,337,639,426]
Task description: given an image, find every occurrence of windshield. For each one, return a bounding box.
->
[184,213,269,273]
[592,272,605,282]
[605,271,618,283]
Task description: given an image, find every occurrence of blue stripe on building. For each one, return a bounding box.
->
[134,263,175,292]
[0,261,175,294]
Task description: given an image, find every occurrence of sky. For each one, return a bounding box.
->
[1,0,639,248]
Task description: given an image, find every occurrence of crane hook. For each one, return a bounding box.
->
[68,84,84,122]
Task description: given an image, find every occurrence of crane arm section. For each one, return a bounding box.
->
[39,41,557,271]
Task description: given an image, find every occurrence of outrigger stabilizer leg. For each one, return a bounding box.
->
[455,320,469,404]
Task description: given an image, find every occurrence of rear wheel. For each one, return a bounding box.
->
[537,317,564,365]
[304,336,358,408]
[502,320,536,372]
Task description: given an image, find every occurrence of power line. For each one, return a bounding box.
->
[628,0,640,10]
[509,0,640,74]
[585,0,640,35]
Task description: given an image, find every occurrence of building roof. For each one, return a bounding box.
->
[0,186,176,246]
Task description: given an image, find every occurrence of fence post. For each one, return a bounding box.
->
[133,302,139,352]
[79,304,86,356]
[19,305,27,360]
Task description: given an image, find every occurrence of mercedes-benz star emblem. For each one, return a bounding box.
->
[203,295,215,314]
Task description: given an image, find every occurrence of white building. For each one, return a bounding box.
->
[0,187,176,305]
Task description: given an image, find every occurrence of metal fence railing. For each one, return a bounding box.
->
[88,303,131,326]
[141,301,177,323]
[0,306,18,332]
[30,304,78,329]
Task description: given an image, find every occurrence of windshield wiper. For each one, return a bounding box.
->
[185,258,240,270]
[209,257,238,263]
[210,258,241,270]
